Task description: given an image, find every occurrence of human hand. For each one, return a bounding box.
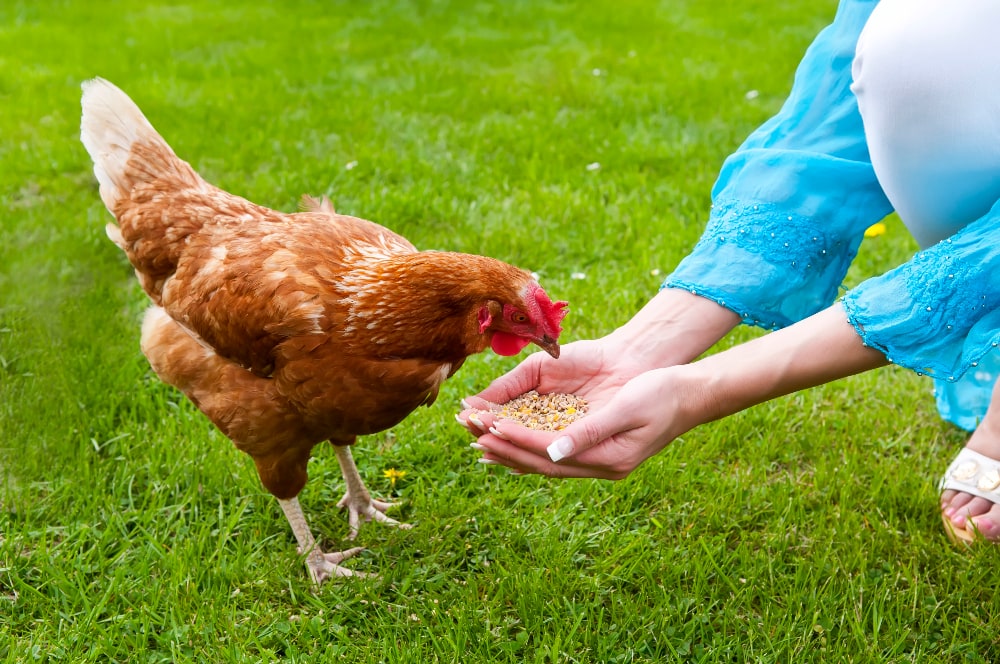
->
[460,336,649,420]
[460,365,698,480]
[457,289,742,479]
[457,337,656,479]
[460,288,739,421]
[458,303,888,480]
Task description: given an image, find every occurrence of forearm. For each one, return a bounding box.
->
[682,303,888,423]
[605,288,741,368]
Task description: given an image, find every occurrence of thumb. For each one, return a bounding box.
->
[544,406,632,463]
[474,355,543,405]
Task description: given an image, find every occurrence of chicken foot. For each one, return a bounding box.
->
[333,444,413,540]
[277,496,368,585]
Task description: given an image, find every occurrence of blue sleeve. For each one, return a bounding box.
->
[665,0,893,330]
[842,203,1000,381]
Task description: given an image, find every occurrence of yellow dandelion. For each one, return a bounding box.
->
[864,222,887,238]
[383,467,407,487]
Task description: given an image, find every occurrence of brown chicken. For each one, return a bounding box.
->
[79,78,567,584]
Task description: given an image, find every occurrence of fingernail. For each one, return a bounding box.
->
[460,398,472,410]
[470,442,487,452]
[455,414,469,426]
[467,413,487,434]
[547,436,574,463]
[509,470,524,476]
[477,458,500,465]
[488,426,509,440]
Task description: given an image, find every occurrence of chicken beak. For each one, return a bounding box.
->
[535,335,561,359]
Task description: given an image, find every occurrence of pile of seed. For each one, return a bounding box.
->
[490,390,588,431]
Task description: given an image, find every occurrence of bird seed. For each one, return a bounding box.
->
[490,390,588,431]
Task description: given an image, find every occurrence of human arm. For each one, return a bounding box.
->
[459,289,740,432]
[666,0,891,329]
[469,205,1000,479]
[461,0,894,464]
[469,303,888,479]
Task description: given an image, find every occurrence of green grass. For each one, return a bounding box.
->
[3,0,999,661]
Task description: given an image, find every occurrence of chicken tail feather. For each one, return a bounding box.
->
[80,77,201,213]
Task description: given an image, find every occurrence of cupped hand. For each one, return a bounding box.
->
[456,289,741,479]
[459,361,702,480]
[461,337,648,413]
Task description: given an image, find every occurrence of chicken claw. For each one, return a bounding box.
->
[336,492,413,540]
[279,496,370,585]
[304,546,369,584]
[333,445,413,539]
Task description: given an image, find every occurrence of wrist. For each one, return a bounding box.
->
[606,288,740,367]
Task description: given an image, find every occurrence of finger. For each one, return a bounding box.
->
[455,409,489,435]
[538,406,640,463]
[468,424,552,470]
[481,418,558,457]
[460,395,498,413]
[477,442,619,480]
[472,355,545,404]
[476,419,640,479]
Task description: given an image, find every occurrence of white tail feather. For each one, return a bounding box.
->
[80,77,167,211]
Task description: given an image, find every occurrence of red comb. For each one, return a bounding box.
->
[530,284,568,334]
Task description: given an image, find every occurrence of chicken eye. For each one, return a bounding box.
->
[511,312,528,324]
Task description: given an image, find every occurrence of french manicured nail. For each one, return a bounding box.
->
[509,470,524,476]
[477,458,500,465]
[488,426,509,440]
[547,436,574,463]
[467,413,487,434]
[469,442,487,452]
[460,398,472,410]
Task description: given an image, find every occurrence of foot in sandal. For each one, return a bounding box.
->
[940,416,1000,542]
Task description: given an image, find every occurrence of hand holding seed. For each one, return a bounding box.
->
[458,340,690,480]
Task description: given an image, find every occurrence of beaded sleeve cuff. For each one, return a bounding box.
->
[842,214,1000,381]
[665,200,866,330]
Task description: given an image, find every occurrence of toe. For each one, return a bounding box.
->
[943,494,1000,535]
[942,489,975,520]
[324,546,365,565]
[967,500,1000,540]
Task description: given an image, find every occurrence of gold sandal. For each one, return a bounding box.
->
[939,447,1000,544]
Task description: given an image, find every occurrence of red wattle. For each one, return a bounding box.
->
[490,332,531,356]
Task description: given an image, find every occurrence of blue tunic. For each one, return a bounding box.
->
[664,0,1000,430]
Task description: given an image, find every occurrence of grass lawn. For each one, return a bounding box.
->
[3,0,1000,661]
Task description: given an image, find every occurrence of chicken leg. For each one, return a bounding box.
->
[278,496,368,584]
[333,444,412,540]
